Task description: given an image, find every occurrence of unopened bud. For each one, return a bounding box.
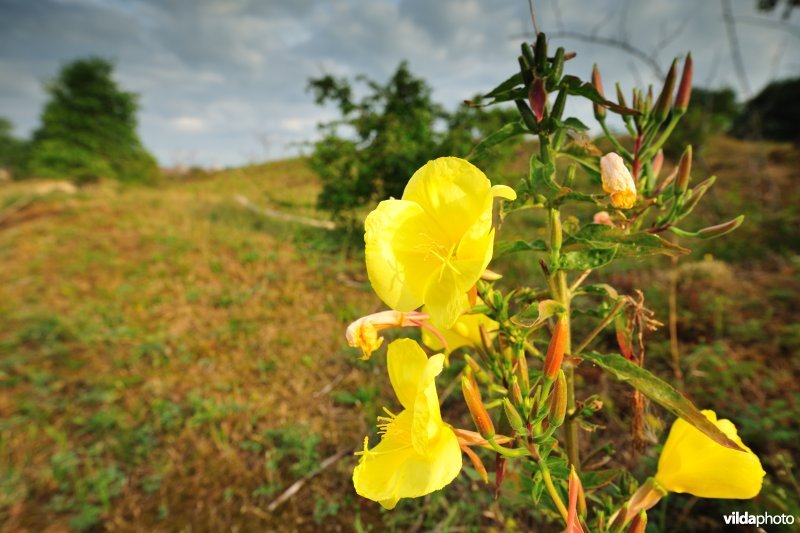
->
[481,268,502,281]
[615,313,634,360]
[651,149,664,179]
[510,376,524,406]
[516,352,530,390]
[464,354,490,384]
[645,85,654,113]
[503,398,526,435]
[543,318,568,379]
[548,369,567,427]
[654,59,678,122]
[600,153,637,209]
[679,175,716,216]
[592,64,606,119]
[551,47,565,83]
[518,56,532,85]
[615,82,628,108]
[551,88,567,119]
[675,145,692,196]
[521,42,535,68]
[534,32,548,73]
[569,466,587,517]
[462,374,495,439]
[697,216,744,239]
[627,510,647,533]
[516,98,540,131]
[463,445,489,483]
[527,78,547,123]
[675,53,693,111]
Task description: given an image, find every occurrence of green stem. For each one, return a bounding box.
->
[572,298,625,357]
[540,461,569,522]
[599,119,632,159]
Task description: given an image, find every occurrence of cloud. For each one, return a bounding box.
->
[0,0,795,167]
[170,116,207,133]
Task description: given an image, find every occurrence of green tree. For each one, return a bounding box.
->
[0,117,29,178]
[307,62,521,226]
[28,57,157,184]
[732,77,800,142]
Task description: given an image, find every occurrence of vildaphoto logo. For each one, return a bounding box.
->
[723,511,796,526]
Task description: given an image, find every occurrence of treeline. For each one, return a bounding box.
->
[0,57,157,184]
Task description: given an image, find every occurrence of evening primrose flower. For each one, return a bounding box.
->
[600,153,637,209]
[420,300,498,356]
[345,310,445,360]
[364,157,516,329]
[655,410,765,499]
[352,339,461,509]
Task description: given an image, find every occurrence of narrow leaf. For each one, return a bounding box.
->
[565,224,689,257]
[468,121,528,162]
[559,248,617,271]
[529,155,560,198]
[582,351,745,451]
[495,238,548,257]
[511,299,566,328]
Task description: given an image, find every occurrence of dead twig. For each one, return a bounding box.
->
[265,447,352,513]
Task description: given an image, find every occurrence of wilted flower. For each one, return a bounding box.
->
[600,153,637,209]
[655,410,765,499]
[345,310,443,360]
[365,157,515,328]
[353,339,461,509]
[592,211,614,227]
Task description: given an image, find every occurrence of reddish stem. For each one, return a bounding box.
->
[632,134,643,180]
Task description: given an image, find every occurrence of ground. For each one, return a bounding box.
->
[0,136,798,531]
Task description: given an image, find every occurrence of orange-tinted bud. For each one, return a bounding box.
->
[515,353,530,390]
[592,64,606,119]
[651,149,664,179]
[462,445,489,484]
[675,53,693,111]
[697,216,744,239]
[464,354,490,384]
[543,318,568,379]
[627,510,647,533]
[462,374,495,439]
[510,376,524,406]
[675,145,692,196]
[481,268,502,281]
[654,59,678,122]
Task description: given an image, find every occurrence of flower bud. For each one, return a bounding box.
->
[510,376,524,406]
[521,42,535,68]
[675,145,692,197]
[346,310,429,359]
[600,153,637,209]
[654,59,678,122]
[615,313,634,360]
[610,503,629,532]
[481,268,502,281]
[551,88,567,119]
[543,318,568,379]
[697,216,744,239]
[515,351,530,390]
[651,149,664,179]
[527,78,547,123]
[495,453,507,498]
[462,374,495,439]
[518,56,533,85]
[675,53,693,111]
[548,369,567,427]
[534,32,548,73]
[615,82,628,108]
[503,398,526,435]
[551,47,565,83]
[592,64,606,120]
[464,354,490,384]
[627,510,647,533]
[516,98,540,131]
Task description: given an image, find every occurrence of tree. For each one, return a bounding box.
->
[0,118,29,178]
[663,88,739,156]
[307,62,521,226]
[732,77,800,142]
[27,57,157,183]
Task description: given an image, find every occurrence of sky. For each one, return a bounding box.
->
[1,0,798,168]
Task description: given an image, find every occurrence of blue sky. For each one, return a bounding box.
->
[0,0,797,167]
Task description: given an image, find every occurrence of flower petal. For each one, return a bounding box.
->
[655,410,765,499]
[422,311,499,353]
[365,199,440,312]
[402,157,492,245]
[411,353,446,455]
[387,338,429,410]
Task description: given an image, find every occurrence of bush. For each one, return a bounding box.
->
[663,88,738,157]
[732,77,800,142]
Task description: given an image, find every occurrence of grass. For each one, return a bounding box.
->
[0,136,798,531]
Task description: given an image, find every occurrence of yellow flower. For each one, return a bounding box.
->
[420,305,498,355]
[600,152,637,209]
[655,410,765,499]
[364,157,515,329]
[352,338,462,509]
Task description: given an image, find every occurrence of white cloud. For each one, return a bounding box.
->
[170,116,207,133]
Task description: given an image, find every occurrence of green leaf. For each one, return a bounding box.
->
[483,72,524,99]
[582,351,745,451]
[565,224,690,257]
[529,155,560,198]
[559,248,617,270]
[575,283,619,299]
[494,238,548,257]
[560,76,640,116]
[468,121,528,162]
[511,299,566,328]
[559,116,590,132]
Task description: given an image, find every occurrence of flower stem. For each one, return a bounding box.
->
[540,461,569,522]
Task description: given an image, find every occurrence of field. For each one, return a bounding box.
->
[1,136,799,531]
